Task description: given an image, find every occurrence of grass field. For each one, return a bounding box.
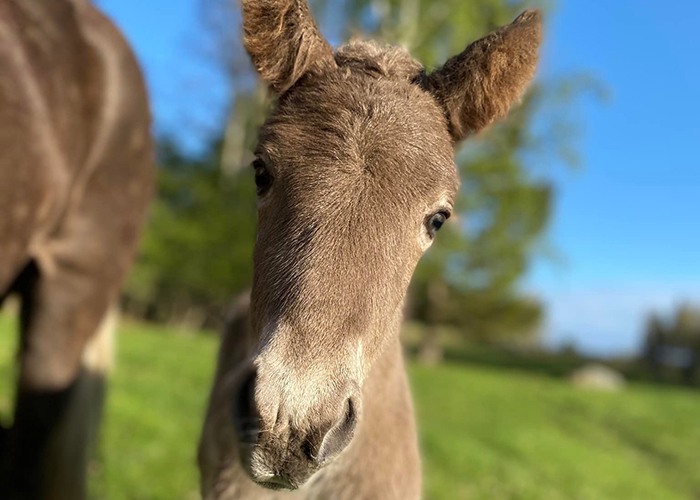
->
[1,313,699,500]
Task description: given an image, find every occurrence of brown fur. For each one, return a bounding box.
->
[421,9,542,141]
[199,2,542,499]
[0,1,153,498]
[242,0,337,94]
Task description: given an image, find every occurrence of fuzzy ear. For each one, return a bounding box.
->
[242,0,337,94]
[422,9,542,142]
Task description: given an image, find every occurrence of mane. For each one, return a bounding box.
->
[335,40,423,81]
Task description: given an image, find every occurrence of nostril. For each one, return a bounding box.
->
[316,395,360,465]
[232,370,259,443]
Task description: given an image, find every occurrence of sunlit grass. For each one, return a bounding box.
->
[0,314,699,500]
[413,364,700,500]
[0,312,17,424]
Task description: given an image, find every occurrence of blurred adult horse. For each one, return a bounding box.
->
[0,1,153,498]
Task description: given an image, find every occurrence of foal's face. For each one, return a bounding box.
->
[203,0,541,492]
[243,71,457,486]
[253,72,459,360]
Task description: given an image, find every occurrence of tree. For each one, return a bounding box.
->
[644,304,700,385]
[122,1,271,326]
[123,138,258,327]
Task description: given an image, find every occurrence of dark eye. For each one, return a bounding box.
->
[426,211,450,239]
[253,159,273,196]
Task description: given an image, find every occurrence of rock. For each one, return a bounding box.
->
[569,364,626,392]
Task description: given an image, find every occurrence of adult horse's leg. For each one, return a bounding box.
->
[1,248,125,500]
[40,308,115,500]
[21,308,115,500]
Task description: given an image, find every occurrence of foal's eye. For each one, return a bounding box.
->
[426,211,450,239]
[253,159,273,196]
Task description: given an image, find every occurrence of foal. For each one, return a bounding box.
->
[199,1,542,498]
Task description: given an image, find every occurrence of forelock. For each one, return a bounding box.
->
[335,40,423,81]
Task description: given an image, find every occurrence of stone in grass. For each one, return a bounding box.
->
[570,364,627,392]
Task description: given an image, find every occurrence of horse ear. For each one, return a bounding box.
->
[242,0,337,95]
[422,9,542,142]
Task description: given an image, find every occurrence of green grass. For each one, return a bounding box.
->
[0,313,18,424]
[1,316,699,500]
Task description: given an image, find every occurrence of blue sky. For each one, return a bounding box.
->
[98,0,700,356]
[529,0,700,355]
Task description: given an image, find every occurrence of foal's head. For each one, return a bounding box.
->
[226,0,541,490]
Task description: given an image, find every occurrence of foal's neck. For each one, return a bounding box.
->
[321,336,421,498]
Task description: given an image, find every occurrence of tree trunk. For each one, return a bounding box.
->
[418,326,444,366]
